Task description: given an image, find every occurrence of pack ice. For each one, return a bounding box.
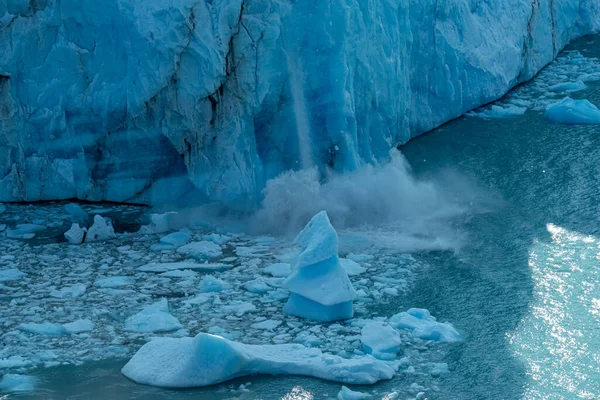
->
[283,211,357,322]
[121,333,396,388]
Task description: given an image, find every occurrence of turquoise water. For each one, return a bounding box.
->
[6,35,600,399]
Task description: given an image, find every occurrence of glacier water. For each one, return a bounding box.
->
[2,35,600,399]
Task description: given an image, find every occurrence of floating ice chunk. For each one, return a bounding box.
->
[0,356,31,369]
[430,363,449,377]
[337,386,372,400]
[64,203,89,223]
[183,293,214,306]
[222,302,256,316]
[124,299,182,333]
[0,374,36,393]
[19,322,67,335]
[63,319,95,334]
[548,80,586,92]
[139,262,229,273]
[122,333,396,388]
[0,269,26,282]
[340,258,366,276]
[467,105,526,119]
[177,241,223,259]
[85,215,116,242]
[198,276,232,293]
[50,284,87,299]
[389,309,461,343]
[6,224,45,239]
[0,204,5,214]
[95,276,135,288]
[265,263,291,277]
[544,97,600,124]
[360,321,402,360]
[151,230,192,251]
[138,212,178,234]
[64,223,87,244]
[202,233,230,245]
[250,319,282,330]
[243,278,271,294]
[159,270,198,278]
[284,212,357,322]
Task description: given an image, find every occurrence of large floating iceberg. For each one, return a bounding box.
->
[122,333,396,388]
[544,97,600,124]
[1,0,599,205]
[283,211,357,322]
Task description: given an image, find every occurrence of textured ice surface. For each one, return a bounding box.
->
[1,1,599,205]
[177,241,223,259]
[544,97,600,124]
[0,203,452,394]
[337,386,372,400]
[122,333,396,388]
[360,321,402,360]
[389,309,461,343]
[284,212,356,321]
[124,299,182,333]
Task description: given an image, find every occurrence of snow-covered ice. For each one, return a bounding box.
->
[544,97,600,124]
[122,333,396,388]
[64,223,87,244]
[124,299,182,333]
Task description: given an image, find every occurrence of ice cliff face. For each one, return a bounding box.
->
[1,0,599,206]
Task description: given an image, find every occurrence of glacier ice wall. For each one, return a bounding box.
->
[1,0,599,206]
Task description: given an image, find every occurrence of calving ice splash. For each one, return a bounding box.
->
[121,211,461,389]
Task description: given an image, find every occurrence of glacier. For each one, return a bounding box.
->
[1,0,600,206]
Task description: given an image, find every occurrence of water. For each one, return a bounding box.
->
[3,35,600,399]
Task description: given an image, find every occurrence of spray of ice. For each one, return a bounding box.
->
[252,150,493,252]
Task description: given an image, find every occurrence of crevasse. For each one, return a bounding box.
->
[1,0,599,206]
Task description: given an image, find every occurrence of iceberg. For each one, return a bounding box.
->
[122,333,396,388]
[544,97,600,124]
[283,211,357,322]
[85,215,116,242]
[1,0,599,205]
[64,223,87,244]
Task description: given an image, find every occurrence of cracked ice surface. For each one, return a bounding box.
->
[0,202,449,384]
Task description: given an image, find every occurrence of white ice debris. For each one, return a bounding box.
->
[63,319,95,334]
[124,299,182,333]
[177,241,223,259]
[337,386,372,400]
[122,333,396,388]
[198,275,232,293]
[265,263,291,277]
[138,212,178,234]
[0,269,26,282]
[138,262,229,273]
[94,276,135,288]
[389,309,461,343]
[50,284,87,299]
[150,230,191,251]
[284,211,357,322]
[360,321,402,360]
[85,215,116,242]
[64,223,87,244]
[340,258,367,276]
[544,97,600,124]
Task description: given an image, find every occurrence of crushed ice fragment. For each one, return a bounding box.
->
[124,299,182,333]
[389,308,461,343]
[337,386,372,400]
[177,241,223,259]
[198,275,232,293]
[360,321,402,360]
